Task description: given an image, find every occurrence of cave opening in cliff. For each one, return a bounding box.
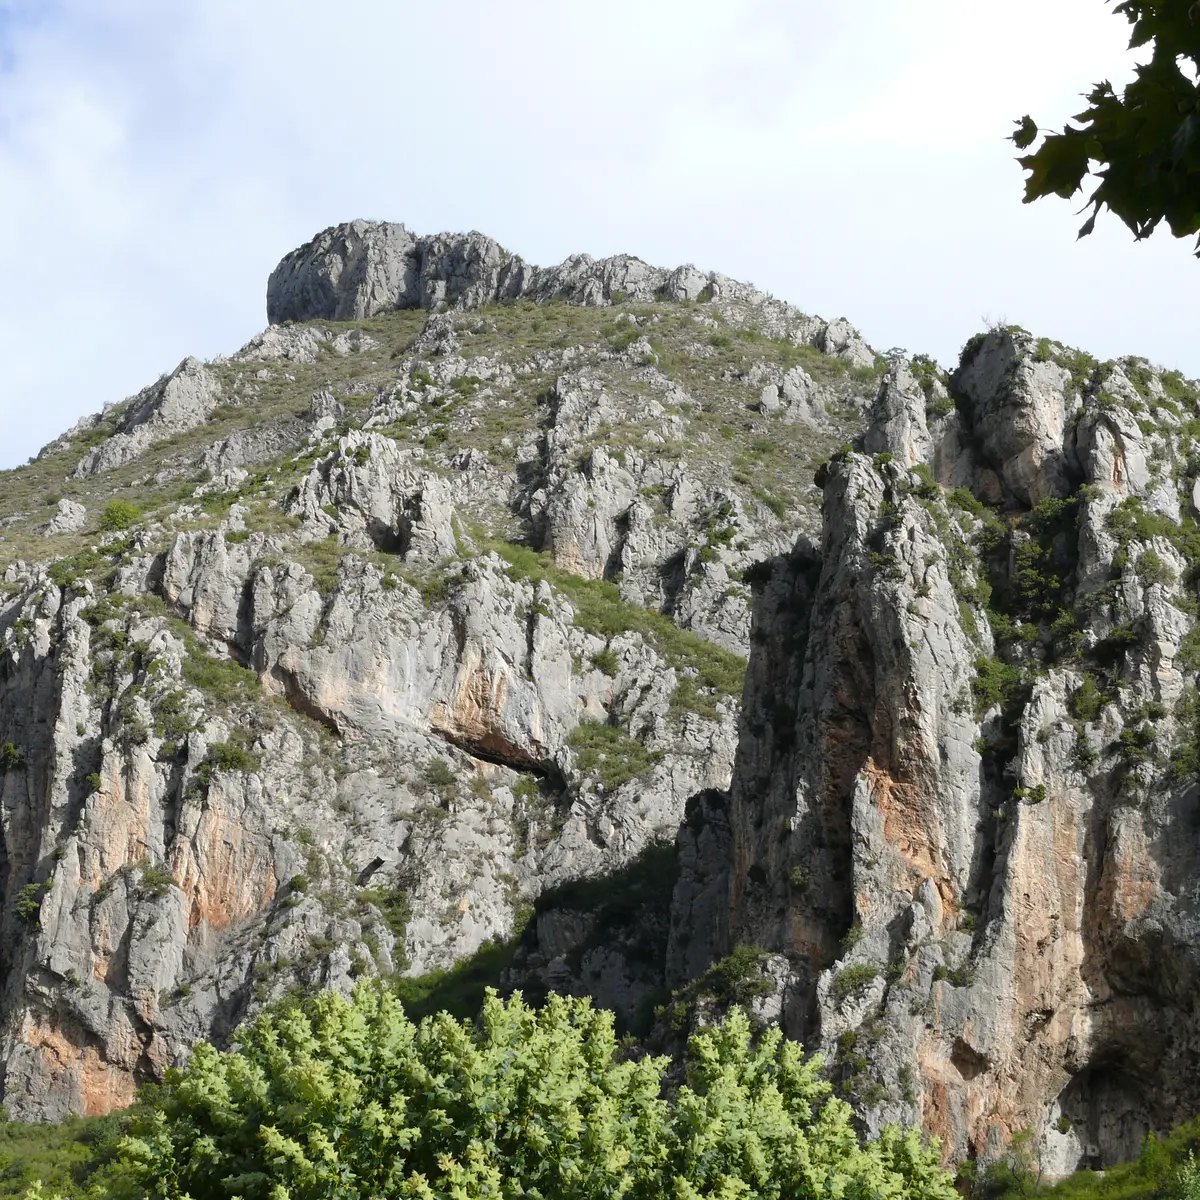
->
[1057,1061,1153,1170]
[366,516,407,555]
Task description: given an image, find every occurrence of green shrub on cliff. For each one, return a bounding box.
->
[569,719,664,791]
[97,501,142,533]
[49,987,954,1200]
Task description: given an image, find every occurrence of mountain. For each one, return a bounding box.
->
[1,220,1197,1180]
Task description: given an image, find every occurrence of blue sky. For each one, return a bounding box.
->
[0,0,1194,468]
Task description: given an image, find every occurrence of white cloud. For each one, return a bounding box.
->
[0,0,1193,468]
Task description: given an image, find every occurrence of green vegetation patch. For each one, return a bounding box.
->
[831,963,880,1004]
[0,1110,133,1200]
[392,933,528,1024]
[180,634,259,704]
[659,945,776,1033]
[97,500,142,532]
[1105,497,1200,581]
[971,656,1025,719]
[568,720,664,791]
[1171,686,1200,781]
[1070,674,1105,722]
[292,536,345,596]
[358,886,411,947]
[47,549,105,591]
[196,740,260,784]
[52,988,954,1200]
[491,539,746,698]
[14,881,50,923]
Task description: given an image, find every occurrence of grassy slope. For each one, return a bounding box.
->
[0,298,869,583]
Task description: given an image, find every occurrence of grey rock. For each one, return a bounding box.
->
[43,499,86,535]
[665,790,733,986]
[265,221,874,374]
[75,358,222,477]
[818,317,876,371]
[286,431,459,562]
[267,221,422,323]
[758,366,823,425]
[202,420,306,478]
[1076,405,1151,498]
[232,323,379,365]
[951,330,1073,505]
[863,362,932,468]
[758,384,783,415]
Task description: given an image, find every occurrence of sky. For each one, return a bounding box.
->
[0,0,1193,469]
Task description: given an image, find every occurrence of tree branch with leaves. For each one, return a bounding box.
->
[1013,1,1200,252]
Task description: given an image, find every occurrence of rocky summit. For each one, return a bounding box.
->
[1,219,1198,1176]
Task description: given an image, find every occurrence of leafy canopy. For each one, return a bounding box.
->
[70,986,955,1200]
[1013,2,1200,251]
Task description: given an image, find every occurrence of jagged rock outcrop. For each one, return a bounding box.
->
[949,330,1073,505]
[285,431,459,561]
[863,361,933,468]
[43,499,86,535]
[74,358,222,477]
[267,219,875,370]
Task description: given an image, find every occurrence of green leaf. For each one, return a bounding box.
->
[1011,115,1039,149]
[1020,126,1091,201]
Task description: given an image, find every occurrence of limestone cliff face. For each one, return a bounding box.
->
[0,221,870,1118]
[3,221,1200,1179]
[722,330,1200,1174]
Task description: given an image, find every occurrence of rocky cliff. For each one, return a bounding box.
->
[723,334,1200,1176]
[0,222,1197,1180]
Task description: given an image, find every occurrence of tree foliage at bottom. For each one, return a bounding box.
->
[58,986,956,1200]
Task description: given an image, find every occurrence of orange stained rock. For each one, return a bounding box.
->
[431,656,543,764]
[20,1016,138,1117]
[863,758,958,915]
[82,763,155,887]
[1099,820,1159,924]
[174,802,277,931]
[80,1047,138,1116]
